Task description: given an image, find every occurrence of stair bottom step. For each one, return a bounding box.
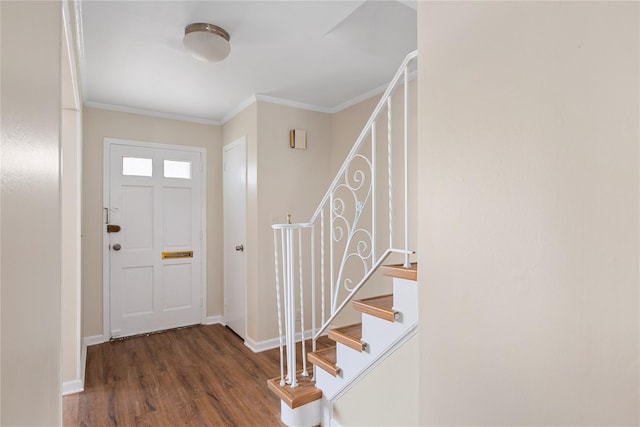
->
[267,373,321,409]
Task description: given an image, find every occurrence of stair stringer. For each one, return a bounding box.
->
[314,277,418,401]
[326,324,418,427]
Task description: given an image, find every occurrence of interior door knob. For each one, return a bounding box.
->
[235,244,244,252]
[112,243,122,251]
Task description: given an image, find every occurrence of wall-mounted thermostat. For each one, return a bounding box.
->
[290,129,307,150]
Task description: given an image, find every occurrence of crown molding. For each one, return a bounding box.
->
[85,102,221,126]
[84,71,418,127]
[220,95,258,125]
[254,94,334,114]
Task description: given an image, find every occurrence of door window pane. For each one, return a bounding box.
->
[122,157,152,177]
[164,160,191,179]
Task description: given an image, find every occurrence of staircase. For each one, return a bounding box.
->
[269,264,418,426]
[268,50,418,427]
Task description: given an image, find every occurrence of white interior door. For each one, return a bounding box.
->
[223,138,247,338]
[108,142,203,338]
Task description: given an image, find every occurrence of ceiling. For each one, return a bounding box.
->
[77,0,417,124]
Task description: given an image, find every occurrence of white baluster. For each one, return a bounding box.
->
[371,123,377,266]
[403,67,410,268]
[320,209,326,327]
[388,97,393,248]
[273,229,285,386]
[298,227,308,377]
[329,191,335,314]
[281,230,290,384]
[311,223,316,381]
[287,228,298,388]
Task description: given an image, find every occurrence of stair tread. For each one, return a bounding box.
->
[267,372,321,409]
[353,294,395,322]
[328,323,364,352]
[382,263,417,281]
[308,346,340,377]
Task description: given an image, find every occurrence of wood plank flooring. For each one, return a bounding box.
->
[64,325,290,426]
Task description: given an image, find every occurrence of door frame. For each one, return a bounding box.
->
[223,136,248,339]
[102,137,207,340]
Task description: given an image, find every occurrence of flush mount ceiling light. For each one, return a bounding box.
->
[183,23,231,62]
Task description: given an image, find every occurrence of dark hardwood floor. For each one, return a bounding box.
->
[63,324,291,426]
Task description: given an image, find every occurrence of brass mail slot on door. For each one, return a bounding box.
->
[162,251,193,259]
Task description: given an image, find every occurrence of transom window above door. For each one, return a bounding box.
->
[164,160,191,179]
[122,156,152,177]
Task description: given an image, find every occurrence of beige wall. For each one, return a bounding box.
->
[418,2,639,425]
[254,102,332,342]
[1,1,63,424]
[331,95,380,174]
[82,107,222,337]
[223,101,333,344]
[333,334,418,426]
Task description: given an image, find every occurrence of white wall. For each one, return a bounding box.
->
[82,107,222,338]
[418,2,639,425]
[1,1,63,424]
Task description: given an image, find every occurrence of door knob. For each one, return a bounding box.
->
[235,244,244,252]
[112,243,122,251]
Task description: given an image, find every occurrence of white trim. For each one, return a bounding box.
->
[330,82,388,113]
[62,380,84,396]
[102,138,207,340]
[85,72,417,128]
[74,0,88,106]
[102,142,110,342]
[220,95,257,125]
[86,101,221,126]
[329,418,344,427]
[62,2,81,110]
[200,150,208,324]
[244,328,320,353]
[83,335,106,347]
[80,337,87,388]
[244,336,279,353]
[254,94,334,114]
[204,315,224,325]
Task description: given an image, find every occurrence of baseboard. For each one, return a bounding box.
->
[204,315,224,325]
[83,334,106,347]
[62,379,84,396]
[244,329,320,353]
[329,419,343,427]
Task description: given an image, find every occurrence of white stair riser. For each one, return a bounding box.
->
[392,278,418,324]
[361,312,410,354]
[315,277,418,400]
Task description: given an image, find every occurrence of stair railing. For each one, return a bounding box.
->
[272,50,417,388]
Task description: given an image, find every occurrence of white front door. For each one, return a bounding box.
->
[107,140,204,338]
[223,138,247,338]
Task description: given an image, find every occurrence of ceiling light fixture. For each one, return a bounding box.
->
[183,23,231,62]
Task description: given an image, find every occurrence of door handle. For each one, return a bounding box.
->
[112,243,121,251]
[235,244,244,252]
